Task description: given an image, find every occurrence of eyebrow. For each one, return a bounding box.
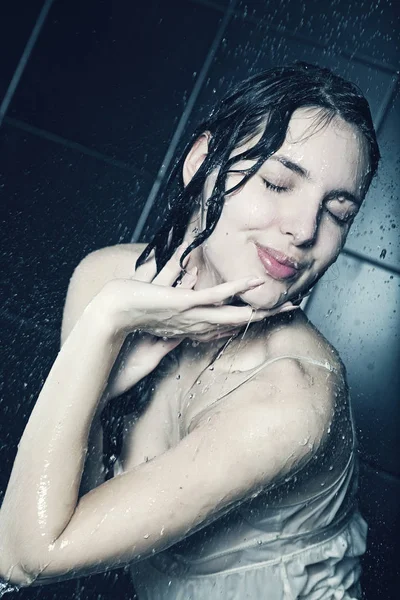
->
[271,155,311,179]
[271,155,362,205]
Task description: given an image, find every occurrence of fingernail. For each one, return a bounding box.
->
[279,305,300,313]
[178,241,189,253]
[246,277,265,287]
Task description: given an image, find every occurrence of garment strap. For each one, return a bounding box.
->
[213,353,340,404]
[188,354,341,432]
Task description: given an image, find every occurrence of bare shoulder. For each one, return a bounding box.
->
[245,311,350,442]
[61,242,148,344]
[265,310,346,381]
[259,311,352,465]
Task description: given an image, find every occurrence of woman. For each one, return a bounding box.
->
[0,63,380,599]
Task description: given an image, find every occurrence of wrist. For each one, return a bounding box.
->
[85,287,132,344]
[90,280,147,339]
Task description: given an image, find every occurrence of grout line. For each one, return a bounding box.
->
[188,0,226,13]
[360,457,400,483]
[303,245,400,315]
[374,74,400,135]
[190,0,399,75]
[3,116,154,180]
[341,247,400,276]
[130,0,239,243]
[0,0,56,128]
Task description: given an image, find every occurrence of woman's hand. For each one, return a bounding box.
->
[96,241,297,345]
[104,250,199,397]
[102,242,253,398]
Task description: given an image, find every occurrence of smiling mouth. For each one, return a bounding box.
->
[255,244,301,281]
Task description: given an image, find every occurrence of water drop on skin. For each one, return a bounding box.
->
[299,435,311,446]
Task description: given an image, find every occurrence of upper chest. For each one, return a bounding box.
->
[160,336,280,440]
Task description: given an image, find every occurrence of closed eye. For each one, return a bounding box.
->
[325,196,359,224]
[263,180,289,193]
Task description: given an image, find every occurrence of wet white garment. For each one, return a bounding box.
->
[129,355,368,599]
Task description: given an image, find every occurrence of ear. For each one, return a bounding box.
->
[182,131,211,187]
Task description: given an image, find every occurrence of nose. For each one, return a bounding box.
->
[279,200,320,247]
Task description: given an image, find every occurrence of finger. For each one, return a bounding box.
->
[152,242,191,287]
[190,276,266,306]
[193,303,294,327]
[133,248,158,283]
[176,266,198,289]
[154,336,184,352]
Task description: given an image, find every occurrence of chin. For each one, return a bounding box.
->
[237,288,284,311]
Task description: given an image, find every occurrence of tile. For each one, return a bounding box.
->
[358,461,400,598]
[305,253,400,475]
[345,87,400,271]
[0,0,45,101]
[7,0,221,176]
[0,122,150,331]
[144,13,395,234]
[231,0,399,67]
[0,315,58,494]
[187,12,393,126]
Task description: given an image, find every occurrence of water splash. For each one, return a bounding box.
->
[0,580,21,597]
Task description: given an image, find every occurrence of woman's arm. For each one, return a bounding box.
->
[0,296,126,584]
[0,246,298,586]
[0,349,332,587]
[60,243,172,496]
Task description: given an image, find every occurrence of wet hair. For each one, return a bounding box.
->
[100,62,380,480]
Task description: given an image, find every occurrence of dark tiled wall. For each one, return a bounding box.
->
[0,0,398,598]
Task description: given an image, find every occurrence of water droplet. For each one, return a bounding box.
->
[189,393,195,400]
[143,533,150,539]
[177,412,182,418]
[328,465,334,471]
[299,435,310,446]
[176,374,181,380]
[196,380,201,385]
[208,365,215,371]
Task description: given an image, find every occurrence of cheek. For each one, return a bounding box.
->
[222,186,276,229]
[317,224,346,265]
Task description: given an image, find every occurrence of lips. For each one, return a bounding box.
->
[255,244,301,281]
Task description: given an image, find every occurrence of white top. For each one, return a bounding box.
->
[129,355,367,599]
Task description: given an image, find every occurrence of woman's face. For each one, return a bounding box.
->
[185,107,370,310]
